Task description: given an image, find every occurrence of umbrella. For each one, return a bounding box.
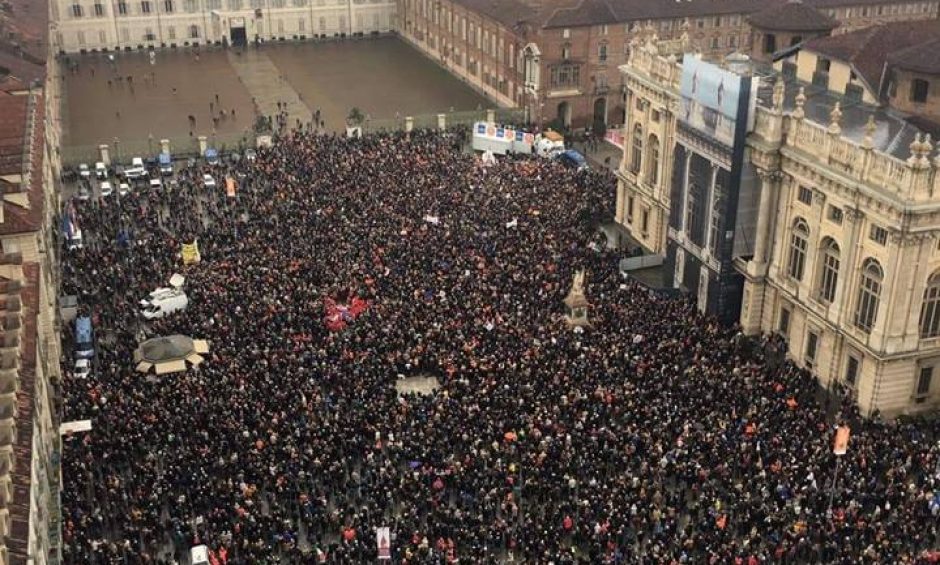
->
[134,335,210,375]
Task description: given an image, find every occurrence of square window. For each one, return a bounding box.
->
[845,354,860,386]
[779,305,791,336]
[911,78,930,103]
[828,205,843,224]
[797,185,813,205]
[805,331,819,369]
[869,224,888,245]
[916,366,933,401]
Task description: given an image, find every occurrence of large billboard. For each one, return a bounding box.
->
[679,56,751,147]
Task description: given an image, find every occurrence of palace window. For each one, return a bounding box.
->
[854,258,883,332]
[911,78,930,103]
[916,366,933,402]
[919,271,940,337]
[788,219,809,280]
[869,224,888,245]
[646,134,659,186]
[630,124,643,174]
[817,238,840,303]
[797,185,813,205]
[549,64,580,88]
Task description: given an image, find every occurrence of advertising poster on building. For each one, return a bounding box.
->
[679,56,746,147]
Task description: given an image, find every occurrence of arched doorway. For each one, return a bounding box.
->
[557,102,571,128]
[593,97,607,131]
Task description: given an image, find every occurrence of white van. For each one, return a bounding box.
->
[67,229,84,251]
[140,288,188,320]
[190,545,209,565]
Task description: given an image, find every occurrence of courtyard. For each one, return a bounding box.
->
[61,36,490,163]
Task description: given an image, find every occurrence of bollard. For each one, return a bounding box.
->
[486,109,495,124]
[437,113,446,131]
[197,135,208,155]
[98,144,111,166]
[160,139,170,155]
[405,117,414,133]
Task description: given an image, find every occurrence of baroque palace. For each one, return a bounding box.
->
[616,16,940,417]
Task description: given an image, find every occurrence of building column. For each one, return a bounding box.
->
[703,163,718,255]
[752,169,780,268]
[678,148,691,236]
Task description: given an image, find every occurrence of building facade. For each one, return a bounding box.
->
[615,38,681,255]
[619,35,940,416]
[741,96,940,417]
[0,0,70,563]
[397,0,940,132]
[51,0,397,51]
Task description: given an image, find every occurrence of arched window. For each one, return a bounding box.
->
[647,134,660,186]
[630,124,643,174]
[817,238,840,303]
[787,219,809,280]
[920,272,940,337]
[855,259,883,332]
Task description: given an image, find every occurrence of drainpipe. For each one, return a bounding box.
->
[111,1,121,49]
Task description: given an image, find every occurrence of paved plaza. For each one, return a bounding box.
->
[61,37,489,161]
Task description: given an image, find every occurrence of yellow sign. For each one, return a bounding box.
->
[181,240,201,265]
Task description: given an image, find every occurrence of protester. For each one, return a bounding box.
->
[59,128,940,564]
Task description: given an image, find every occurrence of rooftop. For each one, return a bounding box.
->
[802,19,940,95]
[748,0,839,32]
[541,0,910,29]
[754,68,932,159]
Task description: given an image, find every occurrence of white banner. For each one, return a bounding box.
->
[376,527,391,560]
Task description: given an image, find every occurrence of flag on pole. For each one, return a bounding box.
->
[376,527,391,560]
[832,425,850,456]
[181,239,201,265]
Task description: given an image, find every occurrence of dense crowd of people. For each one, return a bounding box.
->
[60,129,940,564]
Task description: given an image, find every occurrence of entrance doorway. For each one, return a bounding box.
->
[556,101,571,128]
[230,23,247,47]
[593,97,607,133]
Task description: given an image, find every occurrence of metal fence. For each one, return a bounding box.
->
[61,129,255,167]
[60,108,527,166]
[362,108,525,133]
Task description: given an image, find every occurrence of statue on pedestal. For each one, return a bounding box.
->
[563,270,590,327]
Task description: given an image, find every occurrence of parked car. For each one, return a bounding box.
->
[95,162,108,179]
[77,185,91,201]
[124,157,148,179]
[73,358,91,379]
[556,149,588,171]
[100,181,113,197]
[203,174,216,188]
[149,177,162,190]
[244,148,257,162]
[78,163,91,179]
[205,148,220,165]
[159,152,173,176]
[118,182,130,196]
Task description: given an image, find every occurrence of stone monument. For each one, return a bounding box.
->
[563,270,590,327]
